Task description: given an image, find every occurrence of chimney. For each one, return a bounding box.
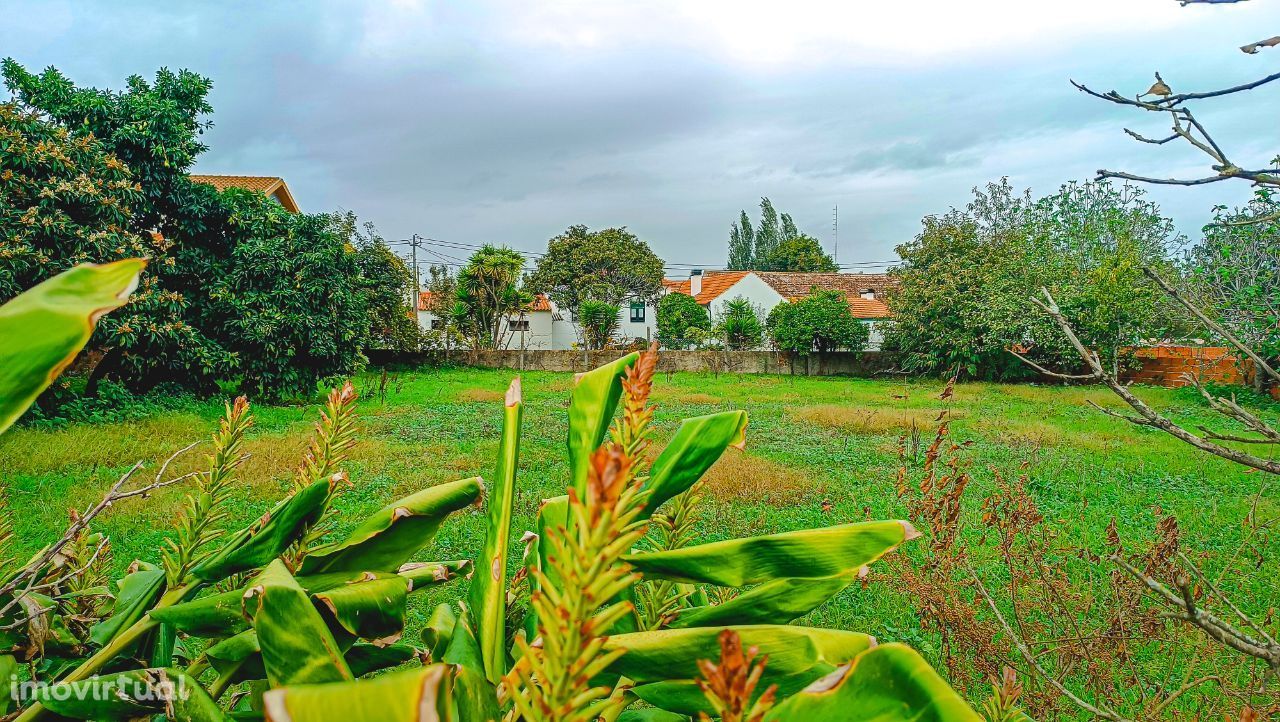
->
[690,269,703,298]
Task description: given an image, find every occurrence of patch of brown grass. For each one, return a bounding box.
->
[675,392,719,405]
[457,388,505,404]
[789,405,960,435]
[697,450,817,505]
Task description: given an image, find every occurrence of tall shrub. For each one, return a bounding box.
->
[656,292,710,349]
[767,289,868,354]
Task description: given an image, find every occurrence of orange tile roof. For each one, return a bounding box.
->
[190,174,299,213]
[849,297,891,319]
[756,272,896,299]
[418,291,551,313]
[661,271,750,304]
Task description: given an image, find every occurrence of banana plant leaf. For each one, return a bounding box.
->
[261,664,453,722]
[666,574,855,629]
[642,410,748,516]
[522,494,568,639]
[567,352,637,496]
[345,642,420,677]
[465,378,521,684]
[89,560,165,646]
[313,576,408,645]
[603,625,874,716]
[421,602,457,661]
[763,643,980,722]
[0,259,144,435]
[192,480,331,583]
[398,560,470,590]
[243,560,352,686]
[618,711,689,722]
[207,630,264,684]
[623,520,916,586]
[0,655,14,715]
[298,477,483,575]
[32,667,229,721]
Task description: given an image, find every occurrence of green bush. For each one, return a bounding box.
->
[578,299,621,349]
[767,289,869,355]
[657,291,710,349]
[716,296,765,350]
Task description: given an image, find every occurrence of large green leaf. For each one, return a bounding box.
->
[206,630,264,684]
[763,643,980,722]
[244,560,353,686]
[261,664,453,722]
[0,655,14,715]
[624,520,916,587]
[192,480,331,583]
[298,477,483,575]
[89,560,165,646]
[523,493,568,639]
[421,602,457,661]
[345,642,420,677]
[32,667,230,721]
[618,711,689,722]
[313,576,408,644]
[0,259,144,435]
[643,411,748,516]
[667,575,854,629]
[567,352,637,496]
[466,378,521,684]
[603,625,874,716]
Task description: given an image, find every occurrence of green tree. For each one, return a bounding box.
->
[762,234,838,272]
[727,211,755,271]
[527,225,665,316]
[725,197,803,269]
[0,64,229,391]
[767,289,868,355]
[1186,189,1280,381]
[656,292,711,349]
[201,191,369,399]
[882,179,1180,379]
[579,300,621,350]
[350,218,420,352]
[716,296,764,350]
[454,245,529,349]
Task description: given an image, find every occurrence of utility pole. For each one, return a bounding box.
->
[409,234,423,308]
[832,204,839,266]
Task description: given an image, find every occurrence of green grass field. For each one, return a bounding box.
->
[2,366,1276,713]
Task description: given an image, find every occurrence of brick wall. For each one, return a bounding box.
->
[1120,346,1251,387]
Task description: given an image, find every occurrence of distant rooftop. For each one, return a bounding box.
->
[190,174,299,213]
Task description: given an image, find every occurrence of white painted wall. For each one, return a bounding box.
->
[416,309,556,350]
[617,296,658,344]
[706,274,786,319]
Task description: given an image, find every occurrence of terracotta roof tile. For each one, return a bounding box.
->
[849,297,891,319]
[661,271,750,304]
[418,291,551,313]
[756,272,896,299]
[190,174,299,212]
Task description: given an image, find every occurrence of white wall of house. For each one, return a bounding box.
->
[863,320,883,350]
[417,309,557,350]
[617,296,659,343]
[705,274,785,320]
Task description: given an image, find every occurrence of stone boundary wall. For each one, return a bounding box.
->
[367,349,895,376]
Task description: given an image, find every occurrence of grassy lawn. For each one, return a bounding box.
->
[2,366,1276,711]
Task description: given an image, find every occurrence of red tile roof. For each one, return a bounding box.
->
[849,297,891,319]
[756,272,896,299]
[418,291,551,313]
[661,271,750,304]
[190,174,299,213]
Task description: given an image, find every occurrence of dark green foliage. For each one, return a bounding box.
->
[202,191,369,399]
[763,234,838,273]
[527,225,665,315]
[579,300,621,350]
[882,179,1181,380]
[766,290,868,355]
[716,297,764,350]
[350,219,419,352]
[453,245,529,349]
[727,197,811,270]
[656,292,711,350]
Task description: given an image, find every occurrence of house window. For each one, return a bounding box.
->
[430,319,444,330]
[509,319,530,332]
[629,302,645,323]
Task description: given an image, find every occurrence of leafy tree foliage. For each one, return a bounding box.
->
[763,234,838,272]
[201,190,369,399]
[656,292,710,349]
[727,197,825,270]
[716,296,764,350]
[349,218,420,352]
[453,245,529,349]
[1185,189,1280,375]
[527,225,665,315]
[2,60,388,398]
[766,290,868,355]
[579,300,621,350]
[883,179,1182,380]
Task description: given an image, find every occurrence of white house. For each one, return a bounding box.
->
[417,291,659,350]
[662,270,895,349]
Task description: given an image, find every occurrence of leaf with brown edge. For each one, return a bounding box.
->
[0,259,145,435]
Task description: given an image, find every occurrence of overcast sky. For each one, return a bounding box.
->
[4,0,1278,275]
